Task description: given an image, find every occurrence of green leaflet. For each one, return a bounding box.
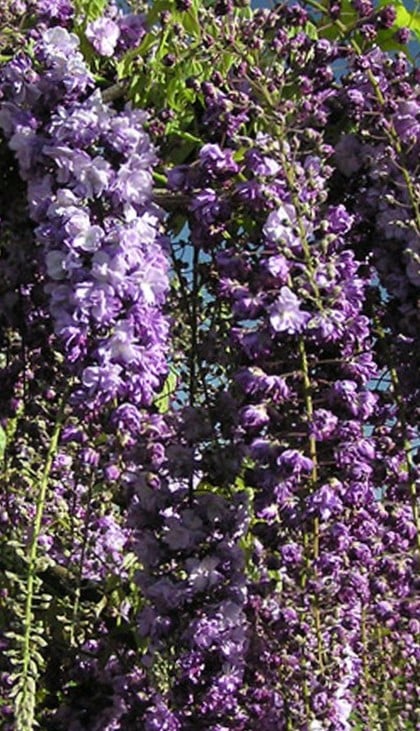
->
[146,0,175,26]
[180,7,201,38]
[74,0,108,22]
[376,28,415,56]
[0,426,6,461]
[116,33,157,80]
[304,20,320,40]
[154,368,178,413]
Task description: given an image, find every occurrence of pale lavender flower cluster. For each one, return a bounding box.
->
[85,0,146,58]
[0,25,169,434]
[86,12,146,57]
[0,16,171,726]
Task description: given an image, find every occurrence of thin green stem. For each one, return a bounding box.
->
[299,338,325,672]
[69,472,94,648]
[277,141,328,674]
[298,339,320,554]
[375,625,393,730]
[360,606,374,726]
[14,396,67,731]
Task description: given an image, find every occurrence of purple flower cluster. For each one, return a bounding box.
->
[86,11,146,58]
[213,146,374,727]
[49,638,155,730]
[0,0,418,728]
[125,411,250,728]
[167,113,418,725]
[0,24,169,433]
[335,49,420,440]
[0,8,169,728]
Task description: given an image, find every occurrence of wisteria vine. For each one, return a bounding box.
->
[0,0,419,729]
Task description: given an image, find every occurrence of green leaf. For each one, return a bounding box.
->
[179,7,201,37]
[74,0,107,22]
[304,21,319,40]
[404,7,420,39]
[167,76,184,111]
[0,425,6,460]
[116,34,157,80]
[94,593,108,618]
[154,368,178,413]
[316,0,358,39]
[219,51,236,77]
[393,2,413,27]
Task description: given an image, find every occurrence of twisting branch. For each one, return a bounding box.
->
[101,80,130,103]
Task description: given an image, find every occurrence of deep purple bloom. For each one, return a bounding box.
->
[310,409,338,440]
[392,100,420,143]
[239,404,270,430]
[307,482,343,519]
[277,449,314,474]
[199,143,239,176]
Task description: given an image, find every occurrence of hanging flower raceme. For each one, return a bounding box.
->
[335,46,420,435]
[123,411,251,729]
[0,11,170,729]
[189,131,419,728]
[0,24,169,436]
[0,0,418,728]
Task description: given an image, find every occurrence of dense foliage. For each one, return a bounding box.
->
[0,0,418,728]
